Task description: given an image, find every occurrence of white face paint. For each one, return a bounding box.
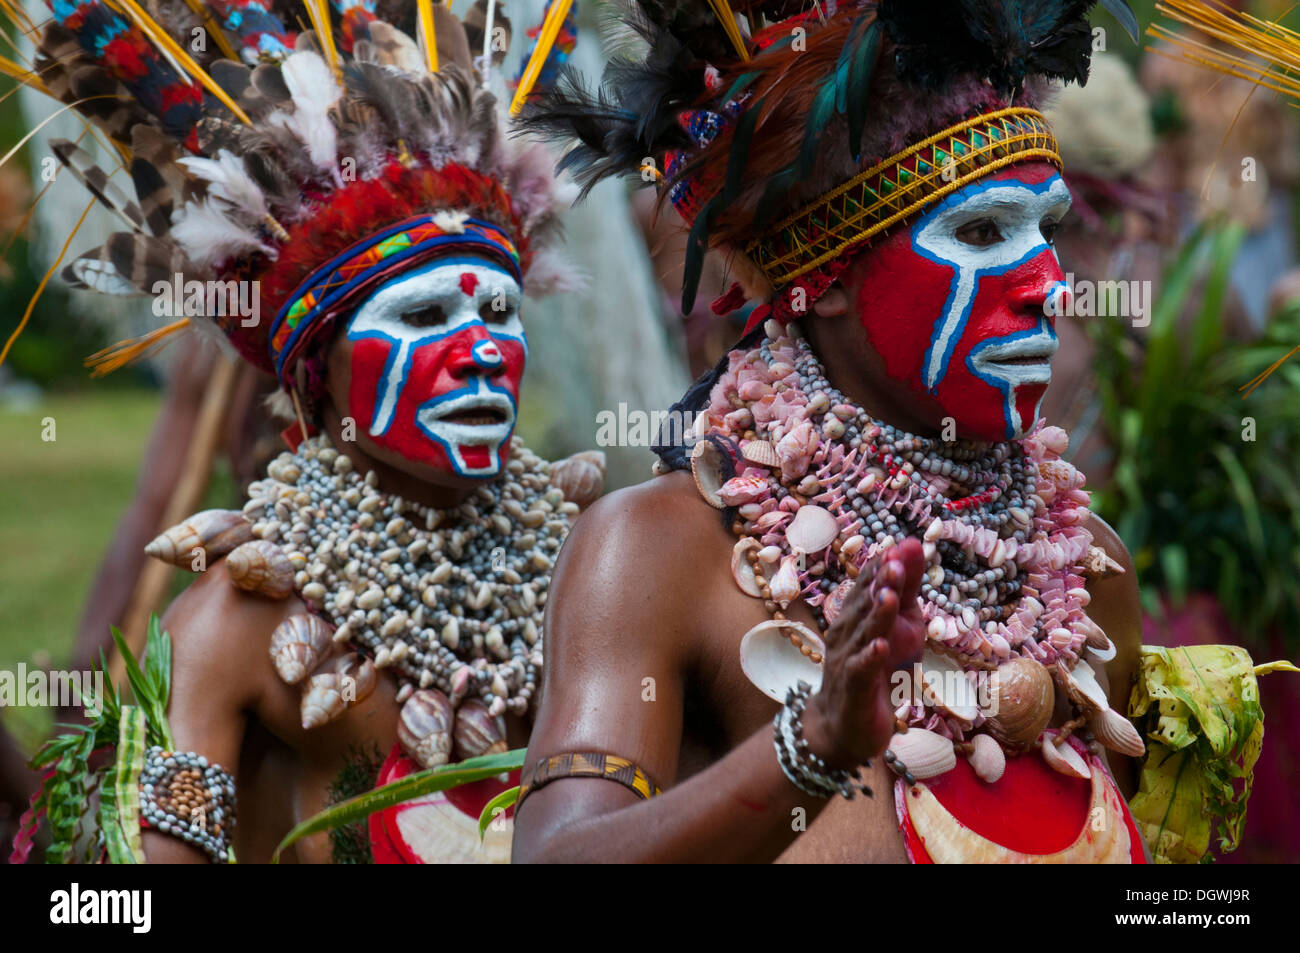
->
[913,175,1072,391]
[345,256,527,477]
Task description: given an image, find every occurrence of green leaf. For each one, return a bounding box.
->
[478,786,521,841]
[271,749,526,863]
[1210,443,1265,556]
[100,706,146,864]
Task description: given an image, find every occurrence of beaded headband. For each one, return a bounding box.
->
[269,215,521,382]
[745,108,1062,290]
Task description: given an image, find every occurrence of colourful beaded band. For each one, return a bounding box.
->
[268,214,522,382]
[516,751,661,810]
[138,746,237,863]
[745,108,1062,288]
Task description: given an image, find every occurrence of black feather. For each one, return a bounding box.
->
[517,31,696,199]
[877,0,1135,95]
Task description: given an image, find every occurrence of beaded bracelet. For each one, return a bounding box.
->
[138,747,237,863]
[773,681,873,800]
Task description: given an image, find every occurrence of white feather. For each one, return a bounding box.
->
[178,150,268,222]
[272,52,342,178]
[172,199,276,268]
[432,210,469,234]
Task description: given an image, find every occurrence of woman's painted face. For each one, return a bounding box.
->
[851,162,1071,440]
[343,255,526,478]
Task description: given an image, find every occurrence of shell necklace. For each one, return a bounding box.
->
[245,433,573,720]
[691,319,1144,783]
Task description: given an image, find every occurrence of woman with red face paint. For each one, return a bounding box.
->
[510,1,1271,864]
[15,2,603,864]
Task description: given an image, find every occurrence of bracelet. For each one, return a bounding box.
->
[138,747,237,863]
[772,681,873,800]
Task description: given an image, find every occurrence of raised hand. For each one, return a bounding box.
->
[801,537,926,770]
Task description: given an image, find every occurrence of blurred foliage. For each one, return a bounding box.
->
[1090,222,1300,649]
[0,84,151,391]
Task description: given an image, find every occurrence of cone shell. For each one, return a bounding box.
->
[145,509,253,568]
[768,555,802,607]
[452,698,508,760]
[731,538,764,597]
[226,539,295,599]
[398,689,455,769]
[741,439,779,468]
[1040,731,1090,779]
[985,657,1055,749]
[691,440,728,509]
[785,504,838,554]
[888,728,956,780]
[1090,707,1146,758]
[1081,545,1125,580]
[969,733,1006,784]
[738,619,824,701]
[269,613,333,685]
[299,654,377,730]
[549,451,606,509]
[1077,615,1117,662]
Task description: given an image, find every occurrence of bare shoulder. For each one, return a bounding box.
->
[529,469,728,776]
[158,561,301,712]
[549,469,730,645]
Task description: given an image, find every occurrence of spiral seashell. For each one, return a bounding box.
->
[731,538,764,597]
[1089,707,1146,758]
[969,733,1006,784]
[145,509,253,568]
[549,451,605,509]
[691,439,729,509]
[822,578,854,625]
[1040,731,1090,779]
[719,473,769,507]
[888,728,956,780]
[299,654,377,730]
[785,504,838,554]
[452,698,509,761]
[985,657,1055,750]
[398,689,455,769]
[1081,545,1126,580]
[269,613,333,685]
[741,440,779,469]
[225,540,295,599]
[776,421,818,481]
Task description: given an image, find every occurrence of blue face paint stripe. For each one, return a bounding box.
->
[912,173,1068,392]
[414,378,519,478]
[966,317,1058,439]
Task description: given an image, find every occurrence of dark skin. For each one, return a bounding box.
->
[513,257,1147,865]
[143,324,528,862]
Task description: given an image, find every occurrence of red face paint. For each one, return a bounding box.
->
[849,163,1071,440]
[346,258,526,477]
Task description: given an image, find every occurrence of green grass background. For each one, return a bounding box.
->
[0,390,158,753]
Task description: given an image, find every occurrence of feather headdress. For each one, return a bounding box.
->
[2,0,580,385]
[521,0,1138,316]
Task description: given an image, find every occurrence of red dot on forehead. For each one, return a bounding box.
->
[459,272,479,297]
